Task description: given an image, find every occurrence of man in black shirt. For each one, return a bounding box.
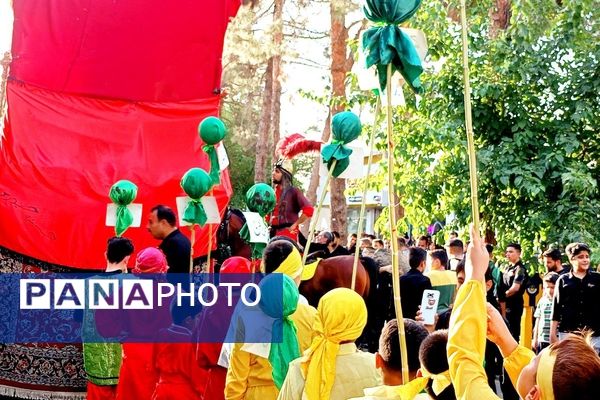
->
[542,248,570,275]
[551,242,600,353]
[399,247,432,319]
[147,205,191,274]
[498,242,527,341]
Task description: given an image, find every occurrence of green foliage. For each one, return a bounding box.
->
[364,0,600,264]
[222,131,256,209]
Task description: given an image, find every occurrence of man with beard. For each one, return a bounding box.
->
[542,248,570,275]
[269,159,314,243]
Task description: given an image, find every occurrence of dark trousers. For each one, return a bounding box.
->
[506,307,523,342]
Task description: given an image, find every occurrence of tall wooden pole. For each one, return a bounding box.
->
[460,0,480,232]
[301,160,337,267]
[386,64,409,383]
[352,98,381,290]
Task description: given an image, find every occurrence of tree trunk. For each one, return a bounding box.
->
[489,0,511,38]
[329,1,349,240]
[253,59,274,183]
[271,0,284,158]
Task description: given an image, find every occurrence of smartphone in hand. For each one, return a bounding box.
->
[420,289,440,325]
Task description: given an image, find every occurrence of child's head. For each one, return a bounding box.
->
[516,333,600,399]
[565,242,591,273]
[376,319,429,384]
[543,272,559,299]
[170,297,201,329]
[419,330,455,400]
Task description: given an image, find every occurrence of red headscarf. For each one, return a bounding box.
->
[133,247,168,274]
[220,256,251,274]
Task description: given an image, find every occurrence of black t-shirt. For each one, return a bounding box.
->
[498,260,527,310]
[160,229,191,274]
[552,271,600,335]
[399,269,433,320]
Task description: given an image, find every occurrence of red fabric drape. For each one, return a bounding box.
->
[0,1,241,269]
[10,0,240,101]
[0,82,231,268]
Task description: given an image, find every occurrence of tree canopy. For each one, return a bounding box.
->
[366,0,599,264]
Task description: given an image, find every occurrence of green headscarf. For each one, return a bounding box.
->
[259,274,300,389]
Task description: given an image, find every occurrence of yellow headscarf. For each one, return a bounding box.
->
[300,288,368,400]
[272,246,303,278]
[394,369,452,399]
[537,346,556,400]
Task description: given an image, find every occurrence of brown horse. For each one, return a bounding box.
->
[214,208,376,306]
[214,212,382,350]
[213,207,251,269]
[299,255,372,308]
[300,254,381,351]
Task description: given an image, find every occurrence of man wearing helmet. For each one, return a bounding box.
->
[269,159,314,243]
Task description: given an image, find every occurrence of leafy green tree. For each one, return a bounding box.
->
[364,0,600,265]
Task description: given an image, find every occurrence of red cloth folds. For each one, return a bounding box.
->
[0,82,232,268]
[10,0,241,101]
[87,382,117,400]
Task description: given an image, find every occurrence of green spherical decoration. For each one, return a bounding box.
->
[331,111,362,144]
[180,168,213,199]
[245,183,276,217]
[109,180,138,205]
[198,116,227,145]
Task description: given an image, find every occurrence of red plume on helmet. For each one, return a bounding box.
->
[275,133,323,159]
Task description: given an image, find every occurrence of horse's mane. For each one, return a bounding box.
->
[228,207,247,222]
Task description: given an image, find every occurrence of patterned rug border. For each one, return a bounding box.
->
[0,384,85,400]
[0,246,98,273]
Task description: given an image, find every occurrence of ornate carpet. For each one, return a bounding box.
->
[0,247,86,400]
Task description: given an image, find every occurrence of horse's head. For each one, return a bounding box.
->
[215,207,251,264]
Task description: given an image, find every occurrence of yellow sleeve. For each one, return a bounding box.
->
[224,343,250,400]
[448,280,500,400]
[504,345,535,388]
[276,359,305,400]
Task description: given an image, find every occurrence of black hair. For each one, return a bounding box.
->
[418,235,431,244]
[485,244,494,254]
[263,240,295,274]
[321,231,334,245]
[373,239,384,247]
[448,239,464,249]
[506,242,522,252]
[332,231,340,239]
[151,204,177,226]
[419,330,456,400]
[430,249,448,268]
[455,258,466,276]
[106,237,134,264]
[542,248,562,261]
[544,271,560,284]
[350,233,357,239]
[409,247,428,269]
[270,235,303,252]
[379,319,428,373]
[170,297,201,325]
[565,242,591,259]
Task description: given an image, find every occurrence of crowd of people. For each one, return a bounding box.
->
[79,159,600,399]
[82,207,600,400]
